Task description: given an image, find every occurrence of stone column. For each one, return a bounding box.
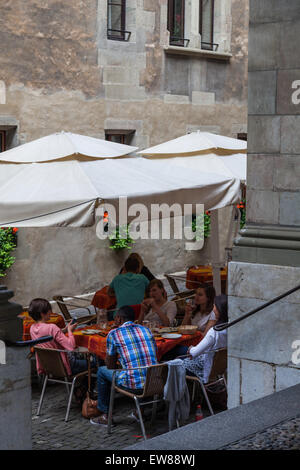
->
[228,0,300,408]
[0,286,32,449]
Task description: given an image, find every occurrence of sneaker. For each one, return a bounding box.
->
[90,414,108,427]
[128,411,140,423]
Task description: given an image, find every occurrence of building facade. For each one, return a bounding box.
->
[0,0,249,304]
[228,0,300,407]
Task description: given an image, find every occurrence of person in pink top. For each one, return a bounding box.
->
[29,298,87,376]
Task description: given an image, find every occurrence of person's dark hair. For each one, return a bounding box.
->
[125,257,140,273]
[28,298,52,322]
[214,294,228,325]
[116,305,135,322]
[193,283,216,316]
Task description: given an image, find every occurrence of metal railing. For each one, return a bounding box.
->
[201,42,219,51]
[214,283,300,331]
[107,29,131,41]
[170,37,190,47]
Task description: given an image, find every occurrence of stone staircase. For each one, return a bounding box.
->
[127,383,300,450]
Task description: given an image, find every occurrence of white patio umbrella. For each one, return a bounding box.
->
[139,131,248,294]
[139,131,247,157]
[0,131,138,163]
[0,158,240,227]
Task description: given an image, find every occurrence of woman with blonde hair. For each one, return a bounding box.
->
[120,252,155,281]
[138,279,177,327]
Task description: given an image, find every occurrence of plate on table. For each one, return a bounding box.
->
[81,329,100,335]
[161,333,182,340]
[159,327,179,334]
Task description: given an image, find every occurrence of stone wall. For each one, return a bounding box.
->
[0,347,31,449]
[228,262,300,407]
[228,0,300,408]
[0,1,248,305]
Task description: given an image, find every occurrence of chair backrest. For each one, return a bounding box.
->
[34,346,67,378]
[142,363,168,397]
[130,304,141,321]
[208,348,227,383]
[164,274,180,294]
[53,295,72,321]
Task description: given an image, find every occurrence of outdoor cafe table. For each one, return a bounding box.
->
[186,265,227,290]
[73,325,203,361]
[19,311,66,341]
[91,286,116,310]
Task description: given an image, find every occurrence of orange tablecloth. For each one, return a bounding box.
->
[186,265,227,290]
[73,325,203,361]
[19,311,66,341]
[91,286,116,310]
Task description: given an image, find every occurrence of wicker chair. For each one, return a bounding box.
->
[34,346,90,422]
[53,295,97,325]
[107,363,168,440]
[186,348,227,415]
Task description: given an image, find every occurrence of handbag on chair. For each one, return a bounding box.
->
[82,354,100,419]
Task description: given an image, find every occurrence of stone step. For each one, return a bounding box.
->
[126,383,300,450]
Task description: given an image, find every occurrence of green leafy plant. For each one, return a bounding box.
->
[109,225,135,251]
[0,227,18,277]
[237,199,246,229]
[192,211,211,240]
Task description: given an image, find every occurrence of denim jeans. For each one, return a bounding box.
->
[69,357,89,376]
[69,355,99,376]
[97,366,117,413]
[161,345,189,361]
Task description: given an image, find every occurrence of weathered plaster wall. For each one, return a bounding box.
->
[0,0,248,305]
[5,204,236,306]
[0,0,101,97]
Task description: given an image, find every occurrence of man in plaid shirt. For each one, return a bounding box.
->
[90,305,157,426]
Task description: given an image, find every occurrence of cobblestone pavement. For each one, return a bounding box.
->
[31,382,209,450]
[221,417,300,450]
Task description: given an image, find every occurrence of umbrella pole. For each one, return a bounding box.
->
[210,209,222,296]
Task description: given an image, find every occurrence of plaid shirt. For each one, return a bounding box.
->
[106,321,157,389]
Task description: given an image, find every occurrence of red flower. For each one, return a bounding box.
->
[12,227,18,233]
[103,211,109,223]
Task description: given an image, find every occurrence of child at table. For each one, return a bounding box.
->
[29,298,88,376]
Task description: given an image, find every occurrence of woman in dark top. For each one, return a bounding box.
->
[119,253,155,281]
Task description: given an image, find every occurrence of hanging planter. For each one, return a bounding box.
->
[192,211,211,241]
[109,224,135,251]
[0,227,18,277]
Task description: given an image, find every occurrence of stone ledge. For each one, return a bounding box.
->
[164,45,232,61]
[233,224,300,266]
[127,384,300,450]
[234,228,300,247]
